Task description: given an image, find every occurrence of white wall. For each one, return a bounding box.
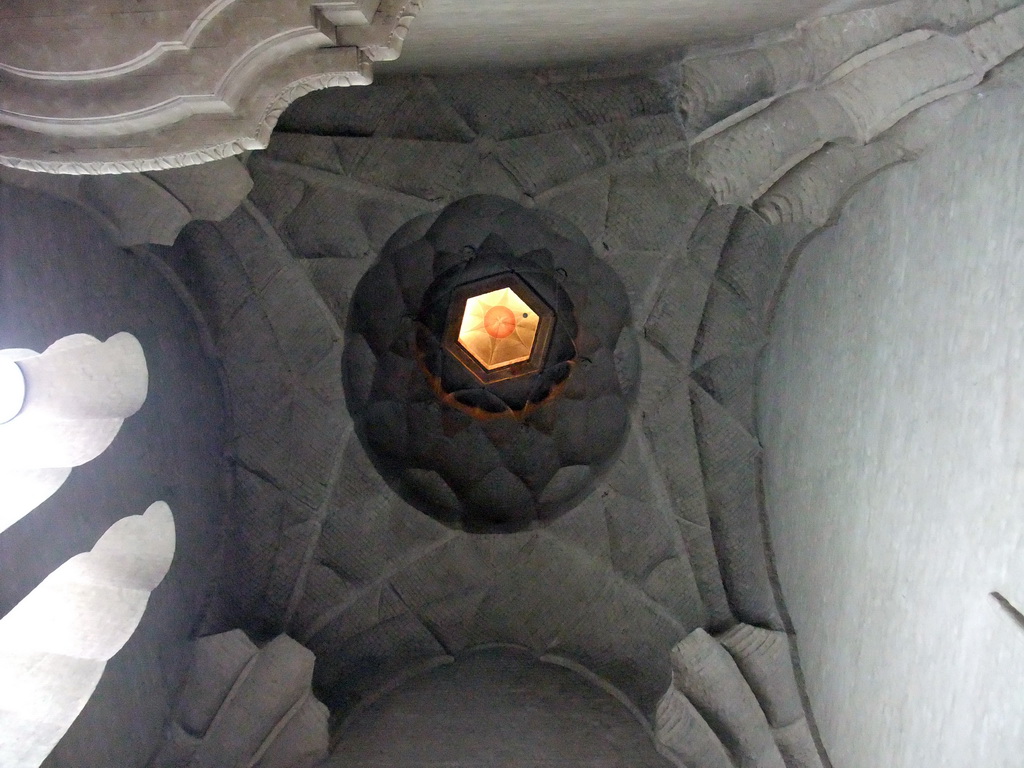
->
[386,0,869,72]
[759,86,1024,768]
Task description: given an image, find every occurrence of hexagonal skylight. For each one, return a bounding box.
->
[457,286,540,370]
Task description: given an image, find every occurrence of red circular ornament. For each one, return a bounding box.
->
[483,304,517,339]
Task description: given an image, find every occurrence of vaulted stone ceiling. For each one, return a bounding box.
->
[2,1,1024,767]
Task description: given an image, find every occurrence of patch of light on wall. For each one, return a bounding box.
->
[0,332,147,535]
[0,357,25,424]
[0,501,176,768]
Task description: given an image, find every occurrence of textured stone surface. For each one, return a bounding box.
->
[224,67,815,757]
[0,2,428,172]
[159,201,346,636]
[761,86,1024,768]
[12,7,1024,767]
[329,647,671,767]
[656,625,823,768]
[153,631,329,768]
[673,0,1024,223]
[719,624,804,730]
[668,629,785,768]
[655,684,735,768]
[387,0,882,72]
[691,384,783,631]
[0,157,253,247]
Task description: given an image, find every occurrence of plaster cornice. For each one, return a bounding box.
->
[0,1,422,174]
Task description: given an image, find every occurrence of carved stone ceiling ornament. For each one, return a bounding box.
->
[0,0,421,174]
[342,195,638,532]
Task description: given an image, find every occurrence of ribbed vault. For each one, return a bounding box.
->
[157,3,1024,760]
[163,63,803,736]
[4,1,1024,765]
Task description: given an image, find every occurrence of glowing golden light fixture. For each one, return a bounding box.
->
[457,287,540,370]
[442,274,555,384]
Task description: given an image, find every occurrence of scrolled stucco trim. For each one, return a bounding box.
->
[0,1,422,174]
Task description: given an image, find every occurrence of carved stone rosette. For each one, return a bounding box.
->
[342,195,639,532]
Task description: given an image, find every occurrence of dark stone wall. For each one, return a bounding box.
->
[0,182,228,768]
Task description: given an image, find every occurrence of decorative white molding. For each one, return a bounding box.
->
[0,0,242,82]
[336,0,423,61]
[0,1,422,174]
[314,0,382,32]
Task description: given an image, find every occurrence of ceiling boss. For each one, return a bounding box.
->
[343,195,638,531]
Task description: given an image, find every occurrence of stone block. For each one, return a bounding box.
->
[544,492,613,563]
[718,623,804,729]
[217,297,289,425]
[773,718,826,768]
[169,222,255,339]
[378,81,478,142]
[459,153,530,201]
[266,134,346,174]
[715,209,789,322]
[249,164,308,230]
[290,563,356,644]
[316,462,452,586]
[154,632,329,768]
[276,82,409,136]
[253,696,330,768]
[536,171,611,251]
[641,556,708,629]
[598,114,686,159]
[677,518,735,631]
[307,590,448,710]
[655,685,733,768]
[80,175,191,247]
[601,249,668,320]
[145,157,253,223]
[233,383,346,511]
[285,183,374,260]
[644,254,715,364]
[692,350,760,435]
[692,280,767,371]
[433,76,580,140]
[470,533,691,713]
[603,153,709,252]
[176,630,257,737]
[640,366,712,529]
[684,202,734,275]
[264,519,322,623]
[495,128,611,195]
[690,384,782,630]
[552,73,675,125]
[668,628,785,768]
[222,467,316,629]
[352,138,479,202]
[222,205,295,294]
